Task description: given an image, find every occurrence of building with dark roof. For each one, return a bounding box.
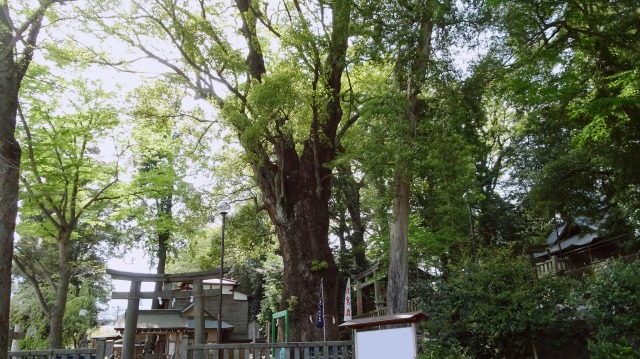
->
[532,217,635,276]
[113,278,250,359]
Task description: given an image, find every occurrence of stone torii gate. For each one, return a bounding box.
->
[107,268,228,359]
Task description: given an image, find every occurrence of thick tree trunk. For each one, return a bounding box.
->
[1,2,51,354]
[275,195,339,342]
[235,0,349,342]
[50,234,72,348]
[387,178,410,315]
[254,139,340,341]
[0,13,22,359]
[0,87,20,359]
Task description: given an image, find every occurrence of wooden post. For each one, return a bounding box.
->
[180,335,189,359]
[122,280,141,359]
[374,280,383,311]
[356,282,363,316]
[193,279,205,344]
[10,324,21,352]
[163,282,172,307]
[96,338,106,359]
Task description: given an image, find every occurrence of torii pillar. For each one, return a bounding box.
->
[122,280,141,359]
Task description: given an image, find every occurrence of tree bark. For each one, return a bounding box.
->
[340,167,368,273]
[255,140,340,341]
[387,178,410,314]
[0,64,21,359]
[0,6,23,358]
[49,234,71,348]
[1,1,54,353]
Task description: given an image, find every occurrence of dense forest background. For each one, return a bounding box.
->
[2,0,639,358]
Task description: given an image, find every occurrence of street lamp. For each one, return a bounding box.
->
[216,201,230,344]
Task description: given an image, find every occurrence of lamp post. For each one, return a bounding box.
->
[216,201,230,344]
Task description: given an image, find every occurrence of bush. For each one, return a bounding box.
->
[586,258,640,358]
[413,248,580,358]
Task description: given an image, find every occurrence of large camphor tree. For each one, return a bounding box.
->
[83,0,355,340]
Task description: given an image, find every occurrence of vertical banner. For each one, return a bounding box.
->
[344,277,352,321]
[316,278,324,329]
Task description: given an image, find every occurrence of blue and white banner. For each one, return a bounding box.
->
[316,278,324,329]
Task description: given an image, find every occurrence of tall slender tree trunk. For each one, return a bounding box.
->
[341,168,368,273]
[151,194,171,309]
[387,178,410,314]
[0,2,52,354]
[146,194,171,353]
[50,233,72,348]
[0,71,20,359]
[0,9,22,359]
[333,168,368,273]
[386,5,434,316]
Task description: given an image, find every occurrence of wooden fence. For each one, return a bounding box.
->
[8,349,98,359]
[8,339,352,359]
[187,341,353,359]
[352,299,420,319]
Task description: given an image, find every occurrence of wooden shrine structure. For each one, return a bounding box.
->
[106,268,228,359]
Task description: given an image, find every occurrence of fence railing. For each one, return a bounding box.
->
[8,349,97,359]
[188,341,353,359]
[536,256,569,276]
[353,299,420,319]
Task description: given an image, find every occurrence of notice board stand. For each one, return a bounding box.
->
[339,311,428,359]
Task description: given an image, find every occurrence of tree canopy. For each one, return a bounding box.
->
[2,0,640,353]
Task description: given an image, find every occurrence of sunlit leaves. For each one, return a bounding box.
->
[112,80,214,266]
[17,66,121,239]
[415,248,580,357]
[586,259,640,358]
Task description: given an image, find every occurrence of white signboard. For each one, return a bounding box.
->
[355,326,416,359]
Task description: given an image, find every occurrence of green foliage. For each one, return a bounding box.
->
[223,203,278,264]
[17,66,121,236]
[483,0,640,233]
[112,80,214,269]
[256,254,284,325]
[310,260,329,271]
[168,201,277,272]
[287,296,299,312]
[586,259,640,358]
[10,284,51,350]
[419,340,472,359]
[12,62,127,348]
[10,269,110,349]
[415,248,579,358]
[62,274,110,348]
